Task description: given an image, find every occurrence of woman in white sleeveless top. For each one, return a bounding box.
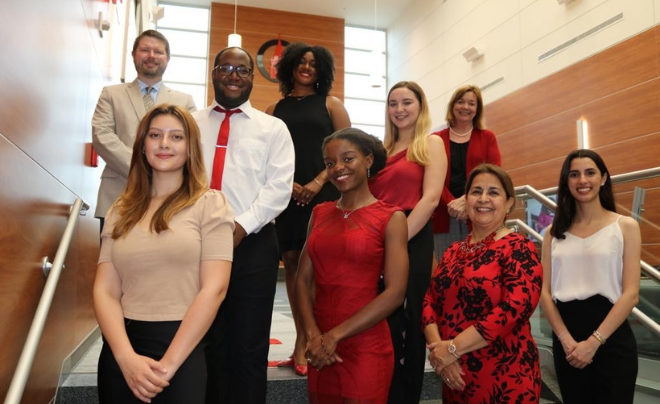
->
[540,149,640,404]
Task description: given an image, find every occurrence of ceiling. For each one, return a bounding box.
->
[170,0,416,28]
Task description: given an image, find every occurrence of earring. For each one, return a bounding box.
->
[315,81,320,90]
[142,149,145,154]
[367,167,371,178]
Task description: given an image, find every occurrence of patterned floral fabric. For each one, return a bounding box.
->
[422,232,543,404]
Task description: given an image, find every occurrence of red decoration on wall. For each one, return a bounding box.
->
[270,35,284,79]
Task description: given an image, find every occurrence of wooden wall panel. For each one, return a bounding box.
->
[583,79,660,149]
[498,109,582,171]
[0,0,102,401]
[485,26,660,267]
[0,138,99,403]
[209,4,345,111]
[642,245,660,266]
[594,133,660,176]
[506,158,565,192]
[579,28,659,104]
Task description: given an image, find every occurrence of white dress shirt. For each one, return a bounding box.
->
[194,100,295,235]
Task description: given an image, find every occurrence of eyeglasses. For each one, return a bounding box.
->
[213,65,252,78]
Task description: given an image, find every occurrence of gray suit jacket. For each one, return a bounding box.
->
[92,79,196,217]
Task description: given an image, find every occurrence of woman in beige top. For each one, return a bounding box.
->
[93,105,234,403]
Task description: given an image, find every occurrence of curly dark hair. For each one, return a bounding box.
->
[275,42,335,96]
[322,128,387,178]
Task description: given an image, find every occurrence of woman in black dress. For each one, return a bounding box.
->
[266,42,351,375]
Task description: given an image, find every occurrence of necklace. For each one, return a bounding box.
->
[290,93,313,101]
[449,126,473,137]
[336,196,375,219]
[457,224,507,258]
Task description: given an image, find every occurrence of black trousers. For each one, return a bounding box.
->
[553,295,638,404]
[205,224,280,404]
[387,220,434,404]
[98,319,206,404]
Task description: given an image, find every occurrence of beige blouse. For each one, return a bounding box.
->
[99,190,235,321]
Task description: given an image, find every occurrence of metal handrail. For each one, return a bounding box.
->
[506,218,660,338]
[641,261,660,285]
[513,185,660,284]
[516,166,660,198]
[4,198,89,404]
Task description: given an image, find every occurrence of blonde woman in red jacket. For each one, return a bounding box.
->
[431,85,501,259]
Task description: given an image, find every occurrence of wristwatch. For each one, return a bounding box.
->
[448,339,461,359]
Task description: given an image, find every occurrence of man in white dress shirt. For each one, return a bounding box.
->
[194,47,294,404]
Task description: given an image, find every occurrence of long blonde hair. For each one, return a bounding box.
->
[112,104,208,238]
[384,81,432,165]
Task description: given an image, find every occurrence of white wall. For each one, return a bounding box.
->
[387,0,659,127]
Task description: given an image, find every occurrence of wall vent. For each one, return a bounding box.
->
[481,76,505,92]
[537,12,623,63]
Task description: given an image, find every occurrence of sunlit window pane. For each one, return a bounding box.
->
[164,56,207,84]
[159,29,208,58]
[158,5,209,31]
[164,82,207,110]
[345,99,386,127]
[353,124,385,141]
[344,26,386,136]
[345,49,385,75]
[344,74,386,101]
[345,26,385,51]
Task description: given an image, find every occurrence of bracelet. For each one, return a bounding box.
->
[592,330,606,345]
[313,178,323,187]
[320,334,332,357]
[557,331,569,341]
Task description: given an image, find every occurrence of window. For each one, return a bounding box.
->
[156,3,210,109]
[344,26,387,140]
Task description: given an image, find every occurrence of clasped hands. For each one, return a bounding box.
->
[305,332,342,371]
[293,180,322,207]
[560,334,597,369]
[447,196,468,222]
[427,341,466,391]
[118,352,175,403]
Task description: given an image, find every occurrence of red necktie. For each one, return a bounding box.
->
[211,106,241,190]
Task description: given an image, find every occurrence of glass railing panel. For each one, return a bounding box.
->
[635,279,660,358]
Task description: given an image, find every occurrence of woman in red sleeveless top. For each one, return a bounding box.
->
[369,81,447,404]
[296,128,409,403]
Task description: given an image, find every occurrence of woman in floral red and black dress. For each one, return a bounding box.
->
[422,164,543,404]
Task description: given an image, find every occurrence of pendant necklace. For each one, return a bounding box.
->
[290,93,313,101]
[449,126,473,137]
[337,196,375,219]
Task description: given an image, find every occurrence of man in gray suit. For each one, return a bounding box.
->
[92,30,196,227]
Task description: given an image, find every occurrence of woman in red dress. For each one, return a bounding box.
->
[423,164,542,404]
[296,128,409,403]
